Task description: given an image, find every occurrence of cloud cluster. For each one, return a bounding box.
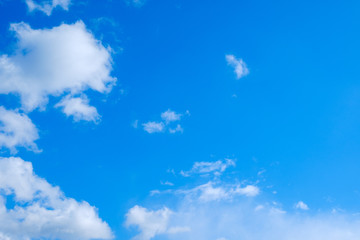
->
[225,54,249,79]
[126,159,360,240]
[142,109,186,134]
[26,0,71,15]
[0,107,39,153]
[0,157,113,240]
[0,20,115,151]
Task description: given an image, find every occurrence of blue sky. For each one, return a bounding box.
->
[1,0,360,239]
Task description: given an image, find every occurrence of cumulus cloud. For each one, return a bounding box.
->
[142,121,165,133]
[225,54,249,79]
[142,109,186,134]
[295,201,309,210]
[0,106,39,153]
[0,157,113,240]
[161,109,182,124]
[0,21,115,113]
[55,95,100,122]
[180,159,235,177]
[25,0,70,15]
[126,205,189,240]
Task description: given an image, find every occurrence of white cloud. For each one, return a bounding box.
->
[177,181,260,202]
[25,0,70,15]
[225,54,249,79]
[161,109,182,124]
[128,183,360,240]
[142,121,165,133]
[295,201,309,210]
[142,109,186,134]
[0,106,39,153]
[126,205,189,240]
[233,184,260,197]
[169,124,183,134]
[161,181,174,186]
[180,159,235,177]
[126,158,360,240]
[0,21,115,113]
[55,95,100,122]
[0,157,113,240]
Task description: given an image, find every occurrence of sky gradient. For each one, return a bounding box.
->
[1,0,360,239]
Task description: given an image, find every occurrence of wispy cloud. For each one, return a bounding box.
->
[225,54,249,79]
[180,159,236,177]
[169,124,183,134]
[176,181,260,202]
[126,158,360,240]
[25,0,71,15]
[125,0,146,8]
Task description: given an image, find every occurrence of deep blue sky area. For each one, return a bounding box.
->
[1,0,360,239]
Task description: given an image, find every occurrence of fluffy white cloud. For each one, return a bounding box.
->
[0,157,113,240]
[126,206,172,240]
[0,106,39,153]
[142,110,186,134]
[295,201,309,210]
[180,159,235,177]
[225,54,249,79]
[126,206,189,240]
[142,121,165,133]
[26,0,70,15]
[55,95,100,122]
[0,21,115,113]
[161,109,182,124]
